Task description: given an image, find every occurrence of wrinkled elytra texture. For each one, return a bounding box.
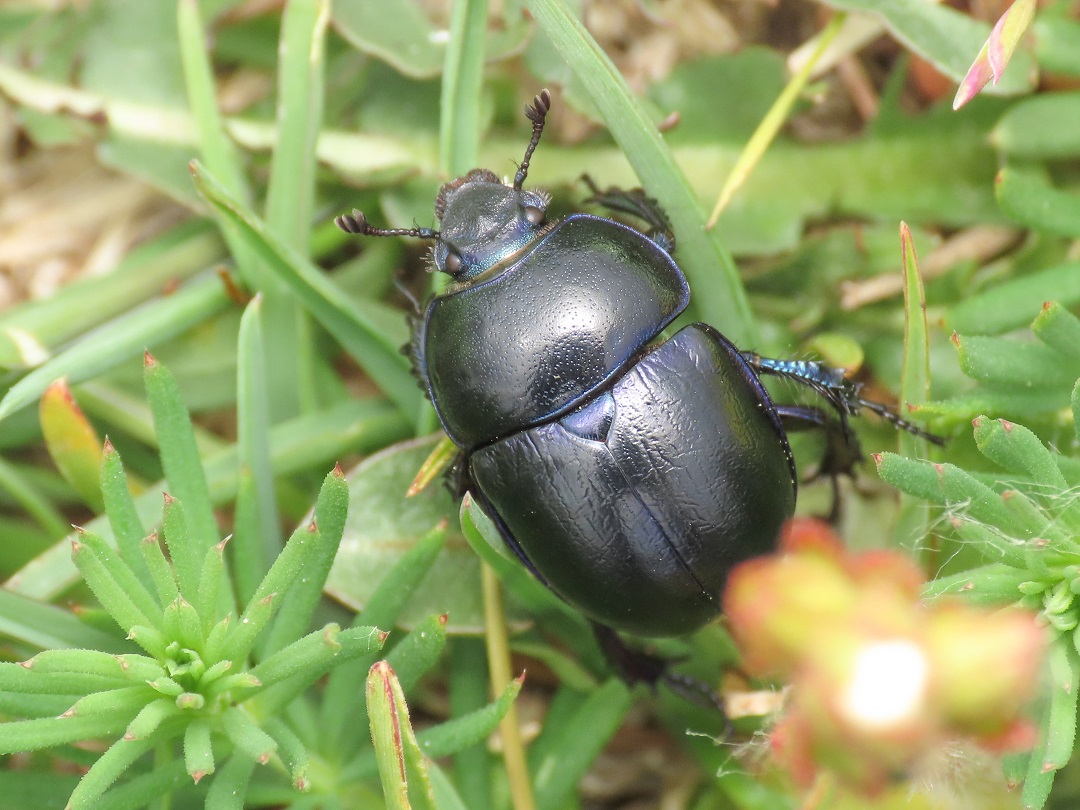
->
[469,324,795,636]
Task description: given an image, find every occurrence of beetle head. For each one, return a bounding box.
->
[432,169,551,281]
[334,90,555,284]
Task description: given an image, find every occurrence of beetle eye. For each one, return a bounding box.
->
[444,251,463,274]
[524,205,545,226]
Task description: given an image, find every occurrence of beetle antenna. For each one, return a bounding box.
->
[335,209,439,240]
[513,89,552,190]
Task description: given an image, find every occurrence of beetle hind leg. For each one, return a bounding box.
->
[743,353,944,446]
[774,404,861,522]
[591,623,726,713]
[581,174,676,254]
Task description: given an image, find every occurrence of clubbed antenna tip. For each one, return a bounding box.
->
[334,209,440,241]
[514,89,552,190]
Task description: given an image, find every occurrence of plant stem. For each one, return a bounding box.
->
[482,564,535,810]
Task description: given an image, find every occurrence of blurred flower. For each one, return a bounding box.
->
[724,518,1045,793]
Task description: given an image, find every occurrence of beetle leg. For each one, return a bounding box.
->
[580,174,676,254]
[591,623,726,713]
[774,404,860,522]
[742,354,945,446]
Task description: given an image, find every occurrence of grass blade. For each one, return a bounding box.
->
[235,297,281,586]
[0,274,230,426]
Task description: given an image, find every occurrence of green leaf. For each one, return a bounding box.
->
[948,261,1080,336]
[894,223,935,548]
[71,533,158,633]
[262,0,332,419]
[954,333,1080,388]
[367,660,437,810]
[923,563,1028,603]
[333,2,530,80]
[262,717,309,791]
[261,466,349,654]
[447,640,491,809]
[0,712,130,755]
[439,0,488,177]
[0,220,220,369]
[145,355,219,565]
[417,673,522,758]
[0,664,128,698]
[20,648,142,680]
[217,592,276,667]
[77,531,162,631]
[221,706,276,764]
[140,533,180,608]
[1044,637,1079,771]
[972,416,1067,490]
[1032,302,1080,362]
[94,760,188,810]
[0,589,128,653]
[100,444,153,591]
[234,297,281,585]
[161,495,199,604]
[7,399,410,602]
[321,514,449,754]
[1074,378,1080,446]
[384,613,448,696]
[0,771,80,809]
[161,596,204,652]
[992,91,1080,159]
[248,624,383,689]
[326,436,528,634]
[265,0,329,251]
[123,698,179,741]
[184,718,215,782]
[0,274,231,426]
[0,455,69,539]
[937,463,1046,541]
[176,0,249,207]
[196,539,228,635]
[205,754,256,810]
[996,166,1080,238]
[246,626,386,718]
[67,729,164,810]
[529,678,632,809]
[230,470,263,609]
[1033,15,1080,77]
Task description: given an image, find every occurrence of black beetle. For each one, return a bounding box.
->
[336,90,940,642]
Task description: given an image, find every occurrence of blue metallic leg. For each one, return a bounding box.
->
[743,354,944,446]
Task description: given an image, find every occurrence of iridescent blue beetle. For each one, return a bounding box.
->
[336,90,939,641]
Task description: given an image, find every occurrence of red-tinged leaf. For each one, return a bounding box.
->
[954,0,1036,109]
[40,379,104,512]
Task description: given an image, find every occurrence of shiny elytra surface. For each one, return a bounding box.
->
[469,323,796,637]
[419,214,689,448]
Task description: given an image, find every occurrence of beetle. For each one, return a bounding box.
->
[336,90,941,644]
